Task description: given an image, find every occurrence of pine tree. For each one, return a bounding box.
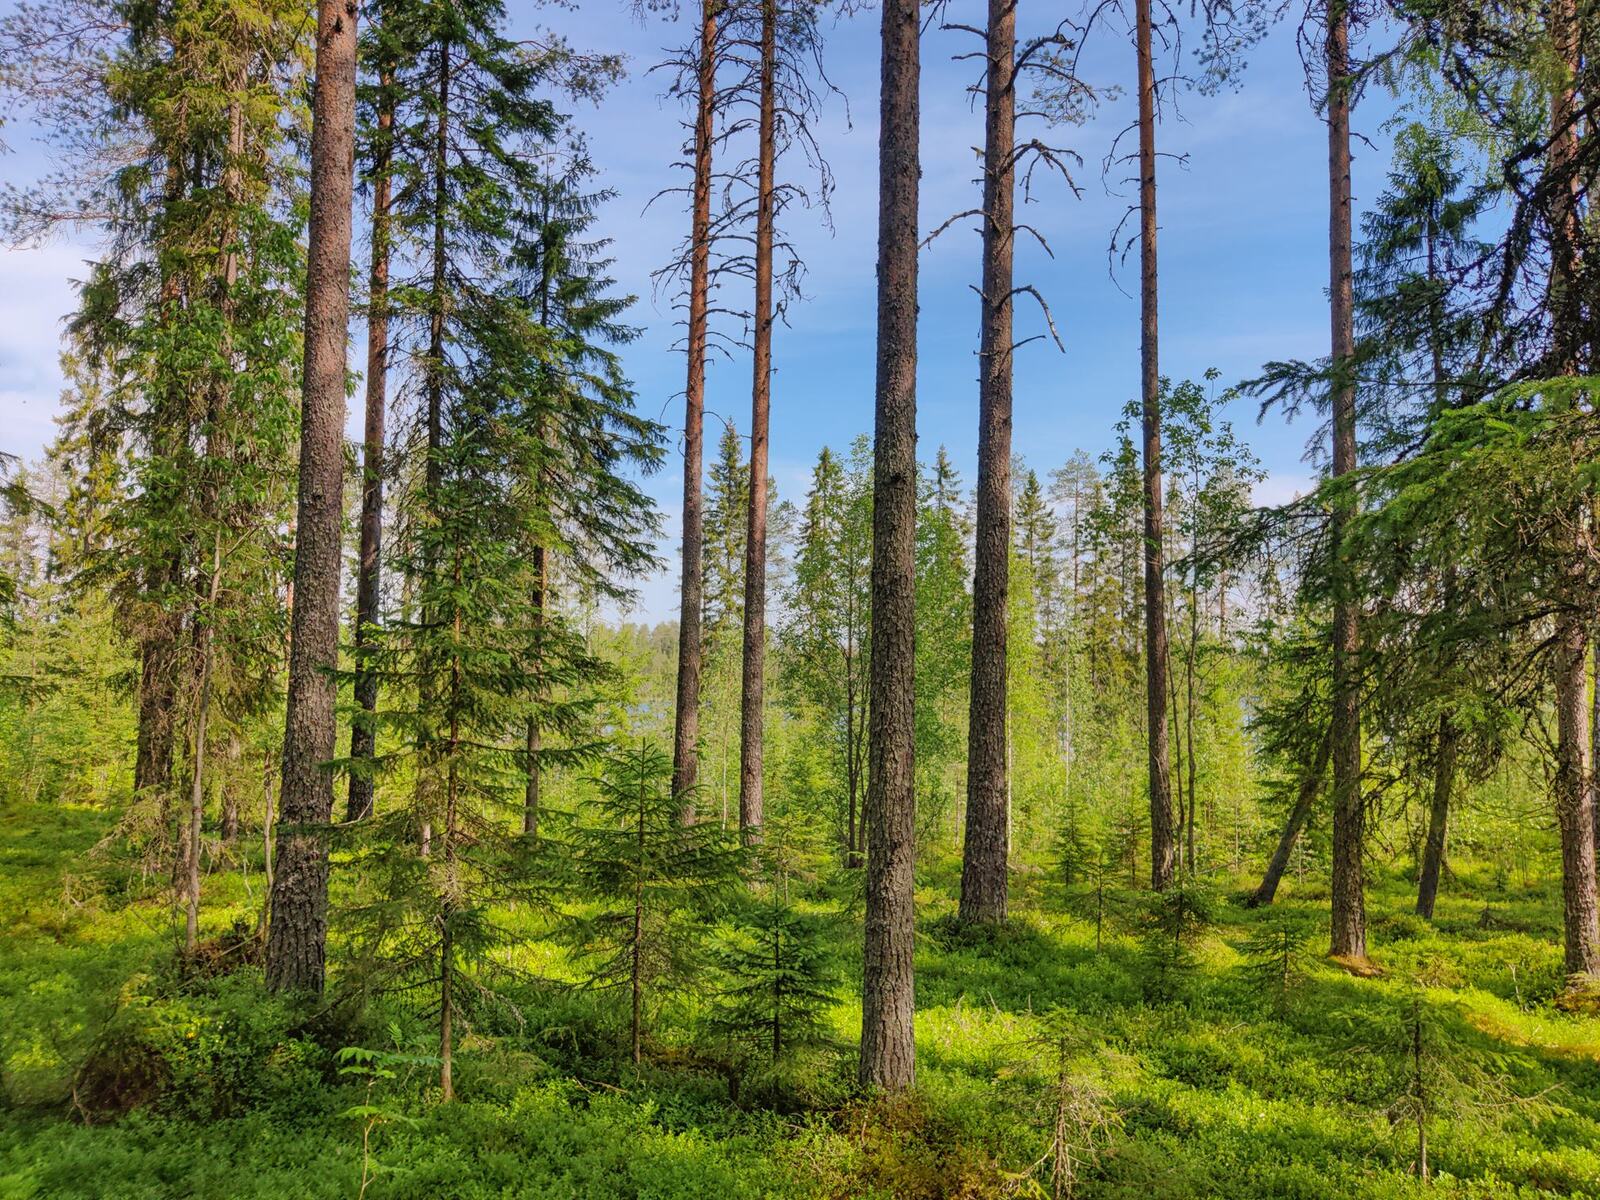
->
[860,0,920,1092]
[737,0,778,844]
[960,0,1021,927]
[672,0,724,804]
[264,0,359,994]
[1134,0,1175,898]
[1323,0,1366,965]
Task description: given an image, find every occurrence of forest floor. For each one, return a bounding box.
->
[1,801,1598,1199]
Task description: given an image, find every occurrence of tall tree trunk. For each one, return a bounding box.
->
[1248,726,1331,908]
[1592,636,1600,879]
[135,158,189,815]
[1415,714,1455,919]
[1548,0,1600,981]
[959,0,1016,926]
[347,54,394,825]
[739,0,777,844]
[1136,0,1175,892]
[1555,608,1600,975]
[674,0,720,816]
[135,620,180,797]
[1325,0,1366,962]
[859,0,920,1093]
[265,0,358,994]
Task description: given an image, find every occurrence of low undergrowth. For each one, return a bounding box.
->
[2,801,1597,1199]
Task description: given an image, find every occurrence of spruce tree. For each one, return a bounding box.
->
[563,741,741,1064]
[342,0,660,1094]
[783,440,873,866]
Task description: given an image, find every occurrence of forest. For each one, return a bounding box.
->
[2,0,1599,1196]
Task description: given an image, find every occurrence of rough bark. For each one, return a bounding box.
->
[1136,0,1174,892]
[347,56,394,825]
[1555,609,1600,975]
[1593,636,1600,875]
[1248,726,1332,908]
[959,0,1016,926]
[1326,0,1366,962]
[1548,0,1600,981]
[858,0,919,1093]
[1415,715,1456,920]
[134,158,189,811]
[674,0,720,815]
[264,0,358,994]
[738,0,776,843]
[134,616,180,797]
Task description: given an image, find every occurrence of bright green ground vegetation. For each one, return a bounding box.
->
[3,802,1596,1200]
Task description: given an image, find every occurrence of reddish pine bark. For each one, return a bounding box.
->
[859,0,920,1093]
[265,0,359,994]
[674,0,720,814]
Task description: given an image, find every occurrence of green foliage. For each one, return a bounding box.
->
[706,892,838,1065]
[73,972,329,1122]
[914,447,973,838]
[1004,1008,1121,1200]
[1329,985,1562,1185]
[5,804,1600,1199]
[1137,875,1217,1002]
[781,437,873,860]
[561,742,742,1060]
[1240,908,1314,1015]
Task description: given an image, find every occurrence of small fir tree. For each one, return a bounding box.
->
[563,741,742,1063]
[1241,908,1314,1016]
[707,894,837,1065]
[1137,874,1215,1002]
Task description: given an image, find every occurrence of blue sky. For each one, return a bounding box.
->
[0,1,1400,621]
